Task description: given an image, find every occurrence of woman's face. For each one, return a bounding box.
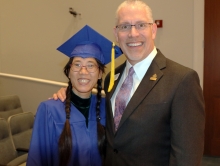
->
[69,57,102,98]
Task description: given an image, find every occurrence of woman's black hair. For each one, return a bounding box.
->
[58,57,106,166]
[95,60,106,159]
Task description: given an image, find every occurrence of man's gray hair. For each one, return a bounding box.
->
[115,0,154,25]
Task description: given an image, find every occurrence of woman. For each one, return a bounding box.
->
[27,25,122,166]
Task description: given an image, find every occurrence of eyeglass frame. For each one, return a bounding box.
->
[70,62,99,73]
[116,22,153,32]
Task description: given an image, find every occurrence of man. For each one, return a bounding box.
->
[54,0,205,165]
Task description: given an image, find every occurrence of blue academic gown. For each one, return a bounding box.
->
[27,95,106,166]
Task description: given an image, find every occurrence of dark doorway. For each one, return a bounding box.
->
[204,0,220,156]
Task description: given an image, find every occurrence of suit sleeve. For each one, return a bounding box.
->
[27,102,55,166]
[169,70,205,166]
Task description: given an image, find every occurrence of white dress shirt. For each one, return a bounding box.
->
[111,47,157,116]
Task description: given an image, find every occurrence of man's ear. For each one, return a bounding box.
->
[151,23,157,40]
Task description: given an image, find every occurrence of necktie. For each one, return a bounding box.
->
[114,67,135,131]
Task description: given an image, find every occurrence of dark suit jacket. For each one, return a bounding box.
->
[103,49,205,166]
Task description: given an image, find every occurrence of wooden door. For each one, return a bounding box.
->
[204,0,220,156]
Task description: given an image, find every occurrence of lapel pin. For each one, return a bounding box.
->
[114,73,120,81]
[150,74,157,81]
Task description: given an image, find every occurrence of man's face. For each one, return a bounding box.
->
[114,5,157,65]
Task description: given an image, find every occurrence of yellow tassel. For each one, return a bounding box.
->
[108,42,115,92]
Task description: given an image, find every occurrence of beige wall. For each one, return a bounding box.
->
[0,0,204,114]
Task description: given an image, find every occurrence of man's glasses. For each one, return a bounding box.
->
[116,22,153,32]
[70,63,99,73]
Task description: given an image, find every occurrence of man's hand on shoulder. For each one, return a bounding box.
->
[49,87,67,102]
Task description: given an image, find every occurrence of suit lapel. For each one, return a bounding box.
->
[106,62,126,133]
[108,62,126,101]
[118,50,166,131]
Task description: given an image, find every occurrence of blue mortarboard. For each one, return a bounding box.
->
[57,25,123,92]
[57,25,122,64]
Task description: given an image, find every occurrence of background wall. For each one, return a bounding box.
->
[0,0,204,114]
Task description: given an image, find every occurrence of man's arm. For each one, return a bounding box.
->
[170,70,205,165]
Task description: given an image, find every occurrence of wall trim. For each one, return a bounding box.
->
[0,72,104,95]
[0,72,67,86]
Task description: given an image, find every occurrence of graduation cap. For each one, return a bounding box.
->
[57,25,123,92]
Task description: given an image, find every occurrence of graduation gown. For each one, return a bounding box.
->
[27,95,106,166]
